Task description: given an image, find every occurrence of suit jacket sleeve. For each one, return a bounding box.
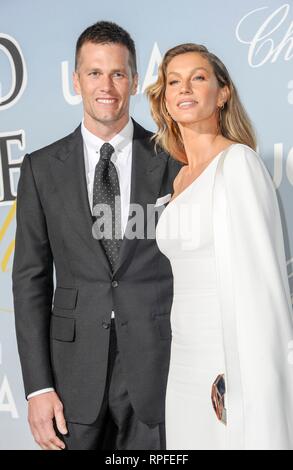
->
[213,144,293,449]
[12,154,54,397]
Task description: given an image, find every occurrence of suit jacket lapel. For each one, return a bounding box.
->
[49,126,111,273]
[49,122,168,277]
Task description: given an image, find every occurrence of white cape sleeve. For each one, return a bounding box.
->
[212,144,293,449]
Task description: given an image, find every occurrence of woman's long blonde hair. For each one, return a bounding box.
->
[146,43,257,163]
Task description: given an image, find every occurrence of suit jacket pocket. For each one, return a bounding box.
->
[53,287,78,310]
[155,315,172,340]
[51,315,75,342]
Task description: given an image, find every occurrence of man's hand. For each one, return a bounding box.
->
[28,391,68,450]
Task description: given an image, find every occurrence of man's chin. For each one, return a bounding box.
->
[94,114,122,124]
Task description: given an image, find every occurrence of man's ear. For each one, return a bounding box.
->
[131,73,139,96]
[73,71,81,95]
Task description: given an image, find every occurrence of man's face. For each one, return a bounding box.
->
[73,41,138,131]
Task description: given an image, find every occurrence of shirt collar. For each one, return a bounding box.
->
[81,118,134,156]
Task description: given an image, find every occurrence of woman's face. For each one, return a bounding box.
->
[165,52,227,128]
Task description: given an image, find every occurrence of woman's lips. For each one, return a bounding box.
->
[177,100,197,109]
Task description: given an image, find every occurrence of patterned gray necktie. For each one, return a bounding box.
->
[92,142,122,271]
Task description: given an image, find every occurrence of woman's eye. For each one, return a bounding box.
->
[193,75,205,81]
[169,80,179,85]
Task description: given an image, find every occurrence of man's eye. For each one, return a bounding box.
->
[113,72,124,78]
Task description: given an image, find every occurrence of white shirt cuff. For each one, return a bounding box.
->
[27,388,55,400]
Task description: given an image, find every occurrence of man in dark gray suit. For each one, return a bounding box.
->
[12,21,181,450]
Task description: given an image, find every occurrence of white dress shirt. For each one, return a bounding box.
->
[82,118,133,235]
[27,119,134,399]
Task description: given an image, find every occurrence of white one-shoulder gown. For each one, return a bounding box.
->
[156,144,293,450]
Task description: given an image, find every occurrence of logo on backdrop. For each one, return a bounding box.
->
[0,33,27,110]
[0,34,25,209]
[0,131,24,206]
[236,3,293,68]
[0,35,25,269]
[0,342,19,418]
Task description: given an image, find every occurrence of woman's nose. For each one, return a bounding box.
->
[179,80,192,93]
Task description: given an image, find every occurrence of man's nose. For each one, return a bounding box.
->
[99,74,113,92]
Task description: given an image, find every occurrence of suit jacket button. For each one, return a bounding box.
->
[102,321,110,329]
[111,280,119,288]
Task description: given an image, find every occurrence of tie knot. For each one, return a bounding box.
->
[100,143,115,161]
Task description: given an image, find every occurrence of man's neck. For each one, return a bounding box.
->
[83,116,130,141]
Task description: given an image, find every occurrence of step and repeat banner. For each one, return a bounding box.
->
[0,0,292,449]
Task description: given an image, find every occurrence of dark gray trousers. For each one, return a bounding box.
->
[59,320,166,450]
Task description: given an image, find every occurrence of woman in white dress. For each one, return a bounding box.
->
[146,44,293,450]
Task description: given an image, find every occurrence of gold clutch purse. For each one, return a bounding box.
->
[211,374,227,425]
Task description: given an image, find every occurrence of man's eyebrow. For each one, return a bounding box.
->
[85,67,127,73]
